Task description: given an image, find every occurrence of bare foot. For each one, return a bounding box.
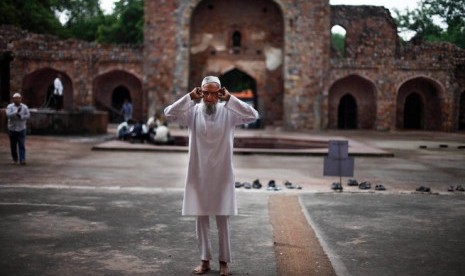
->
[219,261,231,276]
[193,260,210,274]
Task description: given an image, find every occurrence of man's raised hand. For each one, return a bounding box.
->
[190,87,203,101]
[218,87,231,101]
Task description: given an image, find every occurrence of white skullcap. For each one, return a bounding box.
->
[201,76,221,87]
[12,93,21,98]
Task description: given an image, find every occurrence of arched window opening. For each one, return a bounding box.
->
[403,92,423,129]
[232,31,242,54]
[331,25,346,58]
[338,94,357,129]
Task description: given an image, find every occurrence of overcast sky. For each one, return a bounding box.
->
[99,0,420,39]
[100,0,420,14]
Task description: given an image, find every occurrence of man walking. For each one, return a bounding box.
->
[6,93,30,165]
[164,76,259,275]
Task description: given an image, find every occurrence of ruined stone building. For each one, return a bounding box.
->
[1,0,464,132]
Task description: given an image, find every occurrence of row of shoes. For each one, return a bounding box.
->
[447,185,464,192]
[332,179,386,192]
[235,179,302,191]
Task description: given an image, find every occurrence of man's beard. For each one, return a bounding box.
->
[203,102,217,115]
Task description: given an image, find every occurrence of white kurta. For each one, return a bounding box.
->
[164,94,259,216]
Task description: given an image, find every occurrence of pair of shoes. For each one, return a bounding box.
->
[243,182,252,189]
[347,179,358,186]
[448,185,455,192]
[284,181,302,190]
[219,261,231,276]
[455,185,464,192]
[331,182,343,191]
[192,264,211,275]
[416,186,431,192]
[252,179,262,189]
[375,184,386,191]
[235,181,243,188]
[267,180,281,191]
[359,181,371,190]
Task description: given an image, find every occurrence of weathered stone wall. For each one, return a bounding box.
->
[2,0,465,132]
[0,25,144,121]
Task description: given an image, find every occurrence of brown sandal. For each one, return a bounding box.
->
[193,261,211,275]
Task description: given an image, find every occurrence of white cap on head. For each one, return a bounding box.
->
[201,76,221,88]
[12,93,21,98]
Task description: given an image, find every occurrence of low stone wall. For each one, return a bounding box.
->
[1,109,108,135]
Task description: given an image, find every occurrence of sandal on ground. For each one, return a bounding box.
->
[252,179,262,189]
[456,185,465,192]
[219,261,231,276]
[331,182,343,191]
[359,181,371,190]
[448,185,455,192]
[243,182,252,189]
[267,180,280,191]
[284,180,295,189]
[347,179,359,186]
[235,181,243,188]
[375,184,386,191]
[193,262,211,275]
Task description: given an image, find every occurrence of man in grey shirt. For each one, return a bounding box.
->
[6,93,30,165]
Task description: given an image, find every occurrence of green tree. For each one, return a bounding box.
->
[0,0,65,37]
[59,0,108,41]
[331,33,345,57]
[395,0,465,48]
[97,0,144,44]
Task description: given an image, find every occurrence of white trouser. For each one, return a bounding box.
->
[196,215,231,263]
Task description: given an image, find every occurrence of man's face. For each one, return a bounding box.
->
[13,96,21,105]
[201,83,220,106]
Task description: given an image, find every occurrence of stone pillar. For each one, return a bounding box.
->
[144,0,178,116]
[282,0,330,130]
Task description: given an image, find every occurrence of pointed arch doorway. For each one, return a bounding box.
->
[337,94,357,129]
[403,93,423,129]
[220,69,258,127]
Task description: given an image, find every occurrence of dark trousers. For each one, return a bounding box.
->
[54,95,63,110]
[9,130,26,162]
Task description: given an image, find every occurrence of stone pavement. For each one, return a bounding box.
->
[0,128,465,275]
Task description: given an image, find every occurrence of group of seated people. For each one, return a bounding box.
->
[117,113,175,145]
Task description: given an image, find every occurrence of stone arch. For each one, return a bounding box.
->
[22,68,73,109]
[93,70,142,123]
[219,68,257,108]
[188,0,284,127]
[328,74,377,129]
[338,94,357,129]
[396,76,444,130]
[459,91,465,130]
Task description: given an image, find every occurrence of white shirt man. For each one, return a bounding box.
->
[164,76,259,275]
[53,76,64,110]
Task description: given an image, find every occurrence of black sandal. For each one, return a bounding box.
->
[359,181,371,190]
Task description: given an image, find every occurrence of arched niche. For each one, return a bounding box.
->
[93,70,142,123]
[328,75,377,129]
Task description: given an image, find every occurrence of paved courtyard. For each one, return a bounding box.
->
[0,128,464,275]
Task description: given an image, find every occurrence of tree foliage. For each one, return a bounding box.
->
[0,0,144,45]
[395,0,465,48]
[97,0,144,44]
[0,0,65,37]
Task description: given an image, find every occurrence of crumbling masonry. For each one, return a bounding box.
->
[1,0,464,131]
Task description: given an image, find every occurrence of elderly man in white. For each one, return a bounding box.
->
[164,76,259,275]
